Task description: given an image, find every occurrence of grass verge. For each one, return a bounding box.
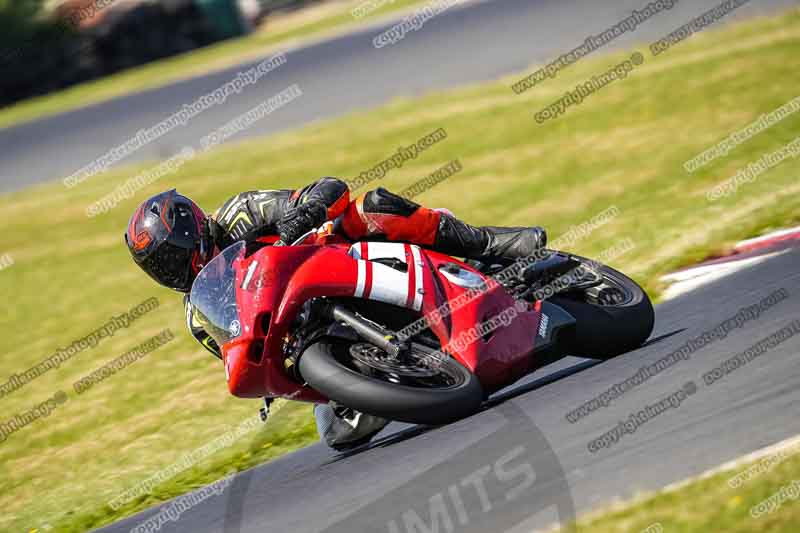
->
[564,438,800,533]
[0,6,798,532]
[0,0,427,130]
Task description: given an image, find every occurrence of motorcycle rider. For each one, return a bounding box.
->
[125,178,546,450]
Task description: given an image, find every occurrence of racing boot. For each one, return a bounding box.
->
[314,402,390,452]
[433,213,547,260]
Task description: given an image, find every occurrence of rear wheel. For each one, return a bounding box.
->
[551,256,654,359]
[299,339,484,425]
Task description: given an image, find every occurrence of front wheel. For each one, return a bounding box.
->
[550,256,655,359]
[299,340,484,425]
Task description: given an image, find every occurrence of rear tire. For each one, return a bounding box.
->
[551,261,654,359]
[299,340,484,425]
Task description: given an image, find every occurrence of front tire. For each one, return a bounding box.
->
[551,259,654,359]
[299,340,484,425]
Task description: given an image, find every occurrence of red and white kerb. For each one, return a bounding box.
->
[349,242,424,311]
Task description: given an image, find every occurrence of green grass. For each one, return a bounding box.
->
[566,442,800,533]
[0,0,426,130]
[1,6,799,532]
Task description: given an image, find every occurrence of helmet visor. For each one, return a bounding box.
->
[140,241,196,292]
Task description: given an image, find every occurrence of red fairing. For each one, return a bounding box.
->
[416,251,540,393]
[224,244,353,402]
[221,238,542,402]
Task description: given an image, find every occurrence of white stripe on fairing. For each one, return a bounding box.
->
[410,245,424,311]
[355,260,366,297]
[348,243,362,260]
[241,261,258,290]
[368,262,412,308]
[364,242,408,263]
[349,242,425,310]
[403,244,415,308]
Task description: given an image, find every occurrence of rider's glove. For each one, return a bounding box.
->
[278,200,328,244]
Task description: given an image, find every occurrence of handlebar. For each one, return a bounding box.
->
[273,224,332,248]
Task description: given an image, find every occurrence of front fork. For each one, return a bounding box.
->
[260,300,409,424]
[327,305,408,358]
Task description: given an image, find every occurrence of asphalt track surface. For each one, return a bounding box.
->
[97,244,800,533]
[1,0,798,192]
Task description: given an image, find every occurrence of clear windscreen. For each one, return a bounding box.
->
[189,242,246,347]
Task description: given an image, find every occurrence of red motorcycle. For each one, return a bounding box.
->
[190,226,654,425]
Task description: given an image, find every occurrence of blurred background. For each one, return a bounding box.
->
[0,0,314,107]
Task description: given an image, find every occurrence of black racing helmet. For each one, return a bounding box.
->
[125,190,214,292]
